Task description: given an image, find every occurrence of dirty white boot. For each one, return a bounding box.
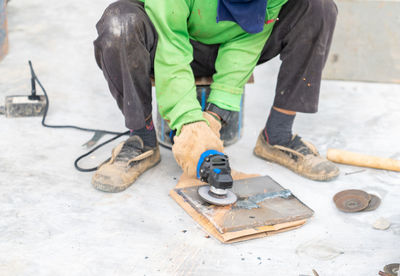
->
[254,132,339,181]
[92,135,161,192]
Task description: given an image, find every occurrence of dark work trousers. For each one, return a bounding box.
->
[94,0,337,131]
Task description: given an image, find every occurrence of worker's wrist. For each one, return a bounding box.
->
[169,109,205,135]
[205,103,231,124]
[205,111,222,123]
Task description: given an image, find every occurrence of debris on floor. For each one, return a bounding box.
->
[344,169,366,176]
[312,269,320,276]
[373,217,391,230]
[295,239,344,261]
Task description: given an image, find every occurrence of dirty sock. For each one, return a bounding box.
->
[130,116,157,148]
[263,108,295,146]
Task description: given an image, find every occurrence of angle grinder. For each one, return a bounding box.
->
[196,150,237,206]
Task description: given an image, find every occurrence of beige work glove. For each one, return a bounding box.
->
[172,121,224,177]
[203,111,222,138]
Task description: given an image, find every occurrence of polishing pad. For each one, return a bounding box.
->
[363,194,381,212]
[333,189,371,212]
[198,185,237,206]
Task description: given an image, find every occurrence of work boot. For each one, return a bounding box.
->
[253,132,339,181]
[92,135,161,192]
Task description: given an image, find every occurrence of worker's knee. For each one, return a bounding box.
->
[307,0,338,31]
[98,0,146,41]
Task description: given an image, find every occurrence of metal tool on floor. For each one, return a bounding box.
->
[196,150,238,206]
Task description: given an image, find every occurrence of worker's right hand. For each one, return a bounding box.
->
[172,121,224,177]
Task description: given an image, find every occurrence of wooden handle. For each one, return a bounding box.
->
[327,148,400,172]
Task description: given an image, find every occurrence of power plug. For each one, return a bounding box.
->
[3,60,46,118]
[4,95,46,117]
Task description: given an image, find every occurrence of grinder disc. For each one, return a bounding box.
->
[333,189,371,213]
[384,263,400,276]
[363,194,381,212]
[198,185,237,206]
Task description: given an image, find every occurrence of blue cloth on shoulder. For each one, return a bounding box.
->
[217,0,268,34]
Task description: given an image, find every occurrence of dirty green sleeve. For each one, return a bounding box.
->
[144,0,206,135]
[208,23,276,111]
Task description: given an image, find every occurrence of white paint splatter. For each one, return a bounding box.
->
[109,16,122,37]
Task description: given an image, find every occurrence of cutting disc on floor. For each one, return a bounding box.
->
[384,263,399,276]
[333,189,371,212]
[198,185,237,206]
[363,194,381,212]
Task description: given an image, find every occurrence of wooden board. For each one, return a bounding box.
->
[170,173,313,243]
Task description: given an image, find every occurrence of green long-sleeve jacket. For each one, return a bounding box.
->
[140,0,287,134]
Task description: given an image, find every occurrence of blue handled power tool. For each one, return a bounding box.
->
[196,150,238,206]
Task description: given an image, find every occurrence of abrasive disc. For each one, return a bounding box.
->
[363,194,381,212]
[384,263,399,276]
[198,185,237,206]
[333,189,371,213]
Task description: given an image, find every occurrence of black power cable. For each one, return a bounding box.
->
[28,60,129,172]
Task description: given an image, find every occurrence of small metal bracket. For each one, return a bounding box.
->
[82,131,106,149]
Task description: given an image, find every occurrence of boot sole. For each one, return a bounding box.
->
[92,154,161,193]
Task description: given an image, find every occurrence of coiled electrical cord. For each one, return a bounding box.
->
[28,60,129,172]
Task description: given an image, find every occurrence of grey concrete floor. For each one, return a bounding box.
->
[0,1,399,275]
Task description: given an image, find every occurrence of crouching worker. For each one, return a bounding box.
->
[92,0,340,192]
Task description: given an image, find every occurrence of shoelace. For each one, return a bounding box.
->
[287,136,314,156]
[115,143,142,162]
[273,136,316,161]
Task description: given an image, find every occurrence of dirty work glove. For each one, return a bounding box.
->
[203,111,222,138]
[172,121,224,177]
